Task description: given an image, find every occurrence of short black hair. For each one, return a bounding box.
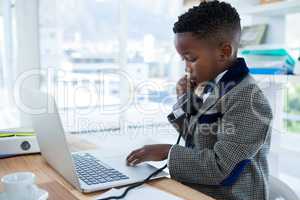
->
[173,0,241,44]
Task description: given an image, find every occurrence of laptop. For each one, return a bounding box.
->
[26,90,167,193]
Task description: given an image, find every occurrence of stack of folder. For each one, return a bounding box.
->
[0,128,35,138]
[0,128,39,158]
[241,48,295,75]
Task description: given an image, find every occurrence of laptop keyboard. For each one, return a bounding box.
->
[72,153,129,185]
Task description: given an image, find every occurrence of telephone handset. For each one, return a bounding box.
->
[175,92,197,115]
[167,90,201,125]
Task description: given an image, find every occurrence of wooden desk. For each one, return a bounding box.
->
[0,136,214,200]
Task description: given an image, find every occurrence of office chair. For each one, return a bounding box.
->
[269,176,300,200]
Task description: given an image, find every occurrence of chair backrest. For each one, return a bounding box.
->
[269,176,299,200]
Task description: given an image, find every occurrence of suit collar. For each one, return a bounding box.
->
[218,57,249,96]
[193,58,249,119]
[215,70,228,84]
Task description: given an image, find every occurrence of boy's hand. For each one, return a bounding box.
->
[126,144,172,166]
[176,74,196,98]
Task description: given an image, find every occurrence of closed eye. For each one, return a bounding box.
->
[181,54,197,63]
[185,57,197,62]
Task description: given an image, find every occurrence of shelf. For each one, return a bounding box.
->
[240,0,300,16]
[253,74,300,84]
[239,44,300,51]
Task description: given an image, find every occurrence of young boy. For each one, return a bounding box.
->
[126,1,273,199]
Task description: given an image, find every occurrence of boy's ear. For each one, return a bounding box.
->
[218,42,233,62]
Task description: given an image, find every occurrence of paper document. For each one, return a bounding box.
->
[96,185,183,200]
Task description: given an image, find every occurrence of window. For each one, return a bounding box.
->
[0,16,4,91]
[285,82,300,134]
[39,0,183,132]
[125,0,181,121]
[285,13,300,135]
[0,0,19,129]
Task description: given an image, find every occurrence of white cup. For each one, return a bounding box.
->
[1,172,39,200]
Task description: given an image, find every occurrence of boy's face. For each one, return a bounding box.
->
[175,32,228,85]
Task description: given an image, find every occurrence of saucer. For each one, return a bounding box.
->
[0,187,48,200]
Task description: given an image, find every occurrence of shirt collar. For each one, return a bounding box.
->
[194,70,226,97]
[215,70,228,84]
